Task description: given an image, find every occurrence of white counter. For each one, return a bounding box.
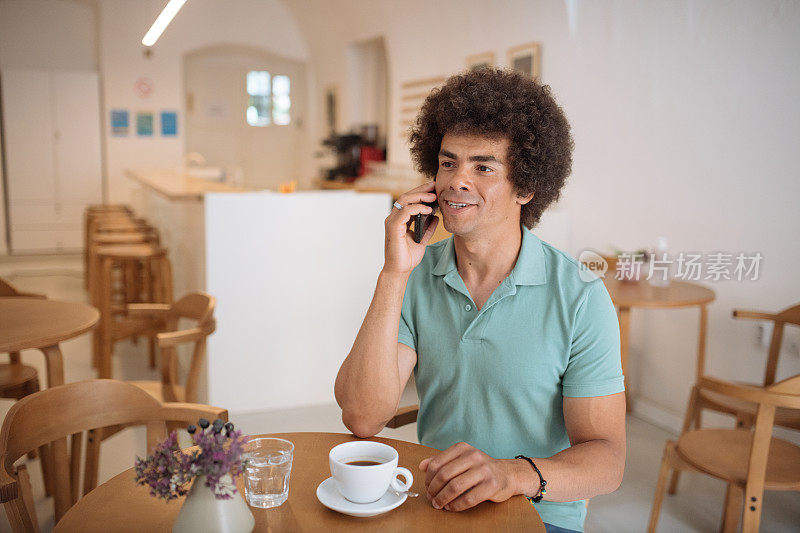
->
[129,171,391,412]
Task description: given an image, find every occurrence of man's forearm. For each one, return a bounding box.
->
[335,269,410,435]
[510,439,625,502]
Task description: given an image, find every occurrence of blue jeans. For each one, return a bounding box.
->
[544,524,581,533]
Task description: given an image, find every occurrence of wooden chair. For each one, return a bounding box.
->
[648,374,800,532]
[0,379,227,530]
[0,279,54,496]
[126,292,217,404]
[385,405,419,428]
[669,304,800,494]
[82,293,216,494]
[0,277,46,400]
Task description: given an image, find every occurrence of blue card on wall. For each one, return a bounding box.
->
[136,112,154,136]
[111,109,129,136]
[161,111,178,136]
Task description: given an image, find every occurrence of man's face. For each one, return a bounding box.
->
[435,132,531,238]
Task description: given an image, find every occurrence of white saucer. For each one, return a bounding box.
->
[316,477,407,517]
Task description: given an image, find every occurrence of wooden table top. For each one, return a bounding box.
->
[0,298,99,352]
[602,278,715,309]
[55,432,543,532]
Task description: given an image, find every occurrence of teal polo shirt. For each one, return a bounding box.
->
[397,226,624,532]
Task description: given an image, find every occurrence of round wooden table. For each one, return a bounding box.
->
[602,278,716,411]
[0,297,99,388]
[55,432,544,532]
[0,297,100,520]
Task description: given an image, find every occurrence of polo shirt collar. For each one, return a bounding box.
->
[431,226,548,286]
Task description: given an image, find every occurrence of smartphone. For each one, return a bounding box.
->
[413,198,438,243]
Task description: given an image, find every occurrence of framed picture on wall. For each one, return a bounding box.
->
[325,84,338,135]
[466,51,495,71]
[507,42,541,80]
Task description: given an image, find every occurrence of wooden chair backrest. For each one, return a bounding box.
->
[696,373,800,531]
[697,375,800,410]
[0,379,227,531]
[157,292,216,403]
[170,292,215,323]
[733,303,800,386]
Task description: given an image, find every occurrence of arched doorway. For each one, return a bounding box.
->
[183,45,306,190]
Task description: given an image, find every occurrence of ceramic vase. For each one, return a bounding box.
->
[172,475,255,533]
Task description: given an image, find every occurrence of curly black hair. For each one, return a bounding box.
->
[409,68,574,229]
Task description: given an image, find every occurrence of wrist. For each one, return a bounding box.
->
[514,456,547,501]
[379,267,412,281]
[509,458,536,496]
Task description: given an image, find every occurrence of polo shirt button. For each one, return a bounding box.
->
[465,304,472,311]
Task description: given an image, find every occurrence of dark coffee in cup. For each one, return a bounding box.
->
[345,460,383,466]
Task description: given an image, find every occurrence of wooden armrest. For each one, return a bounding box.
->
[157,321,216,347]
[0,464,18,502]
[385,404,419,429]
[732,309,777,322]
[126,303,172,317]
[159,403,228,424]
[697,376,763,405]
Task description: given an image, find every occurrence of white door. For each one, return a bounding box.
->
[52,71,103,249]
[2,69,58,250]
[1,69,102,252]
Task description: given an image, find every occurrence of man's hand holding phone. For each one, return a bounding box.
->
[383,181,439,275]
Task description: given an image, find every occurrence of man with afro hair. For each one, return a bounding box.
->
[336,68,625,533]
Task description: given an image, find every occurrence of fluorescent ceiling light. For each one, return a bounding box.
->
[142,0,188,47]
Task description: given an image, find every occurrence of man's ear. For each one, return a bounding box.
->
[517,191,534,206]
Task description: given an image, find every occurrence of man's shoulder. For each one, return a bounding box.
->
[532,234,605,297]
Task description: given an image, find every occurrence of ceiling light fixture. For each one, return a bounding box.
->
[141,0,188,47]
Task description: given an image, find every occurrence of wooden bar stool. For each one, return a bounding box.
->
[84,208,138,288]
[87,230,159,307]
[93,245,173,379]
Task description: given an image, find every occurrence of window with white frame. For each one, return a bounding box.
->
[246,71,291,126]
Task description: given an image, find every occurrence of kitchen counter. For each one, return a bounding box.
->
[125,169,247,201]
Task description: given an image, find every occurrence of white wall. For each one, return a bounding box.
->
[0,0,98,70]
[98,0,310,206]
[346,37,388,142]
[285,0,800,431]
[0,0,99,254]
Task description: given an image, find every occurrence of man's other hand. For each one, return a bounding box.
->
[420,442,518,511]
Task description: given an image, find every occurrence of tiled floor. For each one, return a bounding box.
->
[1,256,798,532]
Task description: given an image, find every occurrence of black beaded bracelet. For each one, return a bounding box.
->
[515,455,547,503]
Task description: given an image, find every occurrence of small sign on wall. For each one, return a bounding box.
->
[136,112,154,136]
[110,109,129,136]
[161,111,177,136]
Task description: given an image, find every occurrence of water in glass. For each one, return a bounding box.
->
[244,438,294,508]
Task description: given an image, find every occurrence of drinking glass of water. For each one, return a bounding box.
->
[243,437,294,508]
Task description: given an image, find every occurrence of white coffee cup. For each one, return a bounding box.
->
[329,441,413,504]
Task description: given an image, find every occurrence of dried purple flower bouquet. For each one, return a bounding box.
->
[134,418,249,501]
